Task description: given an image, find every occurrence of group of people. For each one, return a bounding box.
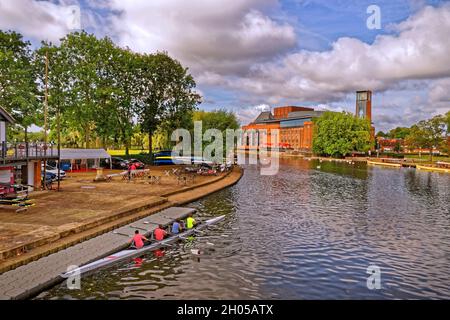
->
[130,213,197,249]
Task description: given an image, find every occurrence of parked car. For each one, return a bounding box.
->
[42,171,57,182]
[111,157,128,170]
[42,164,66,180]
[126,159,145,169]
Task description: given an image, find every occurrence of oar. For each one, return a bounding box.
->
[129,226,147,232]
[113,231,131,237]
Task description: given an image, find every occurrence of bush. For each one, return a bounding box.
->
[380,152,404,159]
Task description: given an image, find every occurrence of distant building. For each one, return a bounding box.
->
[356,90,376,149]
[377,137,404,152]
[241,91,377,153]
[241,106,324,151]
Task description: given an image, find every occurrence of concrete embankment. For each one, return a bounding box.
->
[0,166,243,299]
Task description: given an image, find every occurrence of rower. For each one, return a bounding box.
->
[154,224,168,241]
[171,219,183,234]
[186,213,197,229]
[130,230,148,249]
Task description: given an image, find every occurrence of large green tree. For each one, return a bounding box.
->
[406,115,446,161]
[136,52,201,155]
[0,30,39,137]
[388,126,411,139]
[313,111,371,157]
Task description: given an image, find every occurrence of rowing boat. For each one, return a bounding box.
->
[61,215,225,278]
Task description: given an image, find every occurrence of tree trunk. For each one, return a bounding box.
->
[85,126,90,149]
[148,131,153,155]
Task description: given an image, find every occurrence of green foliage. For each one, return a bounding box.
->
[3,30,202,154]
[135,52,201,154]
[405,115,446,160]
[312,111,371,157]
[193,109,240,132]
[0,30,39,128]
[387,126,411,139]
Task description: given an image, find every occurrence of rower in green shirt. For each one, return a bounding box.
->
[186,213,196,229]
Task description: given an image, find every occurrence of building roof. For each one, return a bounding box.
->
[253,111,276,123]
[0,107,15,124]
[60,149,111,160]
[287,110,325,119]
[275,106,314,111]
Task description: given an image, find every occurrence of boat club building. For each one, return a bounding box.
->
[0,106,59,193]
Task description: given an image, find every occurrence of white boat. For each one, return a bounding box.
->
[61,215,226,278]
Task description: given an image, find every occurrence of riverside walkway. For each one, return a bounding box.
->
[0,207,195,300]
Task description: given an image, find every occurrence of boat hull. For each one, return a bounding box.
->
[61,215,225,278]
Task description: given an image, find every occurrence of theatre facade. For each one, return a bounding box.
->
[240,106,324,151]
[240,91,374,152]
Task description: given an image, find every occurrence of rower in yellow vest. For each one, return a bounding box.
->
[186,213,196,229]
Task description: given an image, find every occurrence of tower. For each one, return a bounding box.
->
[356,90,375,151]
[356,90,372,122]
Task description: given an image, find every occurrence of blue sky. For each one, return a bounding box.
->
[0,0,449,132]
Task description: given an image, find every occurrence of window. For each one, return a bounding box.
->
[357,92,367,101]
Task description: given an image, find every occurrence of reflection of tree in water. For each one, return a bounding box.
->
[191,187,237,217]
[309,159,369,180]
[404,170,450,208]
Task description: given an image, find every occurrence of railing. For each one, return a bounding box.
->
[1,141,59,162]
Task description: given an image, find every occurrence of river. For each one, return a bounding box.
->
[38,159,450,299]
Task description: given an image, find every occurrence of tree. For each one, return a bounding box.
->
[136,52,201,156]
[393,141,402,153]
[376,131,387,138]
[313,111,371,157]
[0,30,39,137]
[406,115,446,161]
[388,127,411,139]
[193,109,240,132]
[192,109,240,154]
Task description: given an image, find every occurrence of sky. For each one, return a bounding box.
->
[0,0,449,132]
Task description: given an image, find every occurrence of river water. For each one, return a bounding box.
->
[38,159,450,299]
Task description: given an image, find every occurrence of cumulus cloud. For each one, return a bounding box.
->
[1,1,448,132]
[229,4,450,104]
[0,0,82,42]
[234,104,271,125]
[108,0,296,75]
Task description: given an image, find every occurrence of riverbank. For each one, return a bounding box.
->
[238,149,450,173]
[0,166,243,274]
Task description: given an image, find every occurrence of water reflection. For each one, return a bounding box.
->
[39,159,450,300]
